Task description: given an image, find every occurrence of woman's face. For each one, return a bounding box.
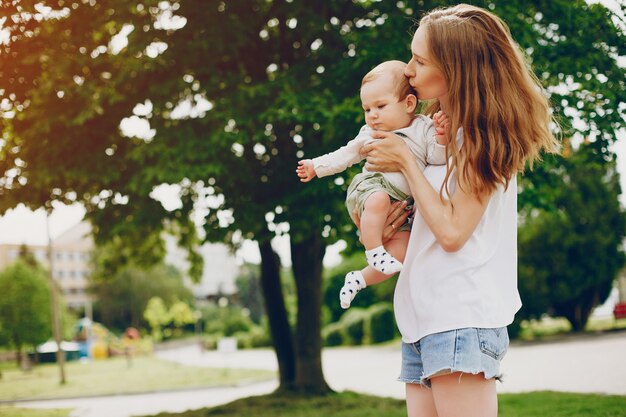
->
[404,25,448,102]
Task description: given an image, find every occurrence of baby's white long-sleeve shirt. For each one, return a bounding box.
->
[311,115,446,195]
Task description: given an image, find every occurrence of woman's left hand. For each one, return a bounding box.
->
[353,199,411,244]
[362,131,411,172]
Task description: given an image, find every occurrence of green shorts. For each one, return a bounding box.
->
[345,172,413,232]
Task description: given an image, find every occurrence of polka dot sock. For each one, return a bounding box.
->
[339,271,367,309]
[365,245,402,275]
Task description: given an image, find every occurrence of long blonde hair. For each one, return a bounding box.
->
[421,4,560,196]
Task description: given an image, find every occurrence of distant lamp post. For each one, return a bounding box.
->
[46,212,66,385]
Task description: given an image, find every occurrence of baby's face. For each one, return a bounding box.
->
[360,75,412,131]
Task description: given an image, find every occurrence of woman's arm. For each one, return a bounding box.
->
[362,131,491,252]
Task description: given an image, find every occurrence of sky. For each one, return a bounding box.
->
[0,0,623,269]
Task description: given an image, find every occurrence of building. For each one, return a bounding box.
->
[50,221,93,309]
[164,234,239,302]
[0,221,241,308]
[0,221,93,309]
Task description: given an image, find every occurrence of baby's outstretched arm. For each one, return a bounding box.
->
[296,159,317,182]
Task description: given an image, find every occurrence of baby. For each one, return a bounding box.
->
[296,60,448,308]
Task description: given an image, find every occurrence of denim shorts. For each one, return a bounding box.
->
[398,327,509,388]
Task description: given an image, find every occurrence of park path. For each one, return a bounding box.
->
[155,330,626,397]
[18,331,626,417]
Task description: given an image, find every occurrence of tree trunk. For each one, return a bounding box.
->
[290,228,331,393]
[560,288,598,332]
[258,238,296,391]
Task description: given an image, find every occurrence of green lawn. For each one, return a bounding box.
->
[0,389,624,417]
[0,355,273,401]
[0,407,70,417]
[146,391,626,417]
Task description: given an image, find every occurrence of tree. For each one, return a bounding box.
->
[90,263,193,331]
[1,0,624,393]
[0,261,52,365]
[518,143,626,331]
[143,296,170,341]
[168,299,196,334]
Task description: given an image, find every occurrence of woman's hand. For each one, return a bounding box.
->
[362,131,412,173]
[353,199,411,244]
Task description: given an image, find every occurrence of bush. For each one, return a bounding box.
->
[201,333,223,350]
[202,305,255,336]
[367,303,396,344]
[322,322,344,346]
[341,308,368,345]
[237,325,272,348]
[322,302,399,347]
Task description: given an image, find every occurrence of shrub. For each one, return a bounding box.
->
[202,305,255,336]
[367,303,396,344]
[322,322,344,346]
[341,308,368,345]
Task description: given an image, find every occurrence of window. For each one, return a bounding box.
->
[34,250,46,261]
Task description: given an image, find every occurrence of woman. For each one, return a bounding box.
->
[361,4,559,417]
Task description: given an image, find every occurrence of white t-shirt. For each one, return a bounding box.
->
[393,163,522,343]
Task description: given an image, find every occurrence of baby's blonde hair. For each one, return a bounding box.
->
[421,4,560,195]
[361,60,416,100]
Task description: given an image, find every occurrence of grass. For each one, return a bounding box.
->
[146,391,626,417]
[499,391,626,417]
[586,316,626,332]
[0,407,70,417]
[0,355,273,401]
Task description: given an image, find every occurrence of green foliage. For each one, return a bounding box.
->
[168,300,196,328]
[0,0,622,255]
[323,255,375,324]
[323,253,397,324]
[0,261,52,351]
[149,391,626,417]
[0,355,273,402]
[235,263,265,324]
[366,303,397,344]
[143,297,195,340]
[233,325,272,349]
[517,144,626,331]
[201,304,255,337]
[321,322,344,347]
[0,408,69,417]
[341,308,368,345]
[143,297,170,341]
[1,0,625,390]
[322,303,396,346]
[90,263,193,332]
[199,302,270,349]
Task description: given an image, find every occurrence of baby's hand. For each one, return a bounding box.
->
[433,110,450,145]
[296,159,317,182]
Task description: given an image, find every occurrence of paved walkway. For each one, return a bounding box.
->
[18,331,626,417]
[18,381,279,417]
